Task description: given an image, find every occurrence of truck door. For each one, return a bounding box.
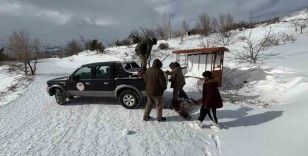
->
[89,64,114,97]
[67,66,94,96]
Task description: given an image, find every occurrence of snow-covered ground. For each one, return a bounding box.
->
[0,64,31,106]
[0,10,308,156]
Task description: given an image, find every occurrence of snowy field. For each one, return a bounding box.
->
[0,10,308,156]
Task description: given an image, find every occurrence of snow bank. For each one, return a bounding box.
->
[0,65,31,106]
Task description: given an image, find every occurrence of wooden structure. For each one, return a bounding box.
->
[172,47,229,86]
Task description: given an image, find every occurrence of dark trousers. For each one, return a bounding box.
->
[139,55,147,74]
[198,106,218,123]
[179,89,189,99]
[172,87,188,102]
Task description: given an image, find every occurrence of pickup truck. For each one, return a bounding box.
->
[46,61,145,109]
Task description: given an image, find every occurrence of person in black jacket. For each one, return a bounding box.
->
[135,37,157,74]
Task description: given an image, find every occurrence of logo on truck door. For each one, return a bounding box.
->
[76,82,85,91]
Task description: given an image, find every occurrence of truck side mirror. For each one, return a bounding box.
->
[69,75,73,80]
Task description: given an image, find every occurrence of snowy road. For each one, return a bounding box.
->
[1,56,307,156]
[0,60,223,156]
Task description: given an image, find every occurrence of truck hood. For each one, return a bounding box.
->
[47,76,69,86]
[50,76,69,81]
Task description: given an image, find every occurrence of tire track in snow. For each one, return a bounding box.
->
[211,134,221,156]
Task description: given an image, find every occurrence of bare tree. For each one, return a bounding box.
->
[156,16,172,40]
[80,36,92,50]
[178,20,189,44]
[8,31,41,75]
[218,13,234,33]
[64,39,83,56]
[292,20,306,34]
[292,21,300,32]
[233,28,277,64]
[182,20,189,34]
[198,12,212,36]
[249,11,254,28]
[211,17,219,33]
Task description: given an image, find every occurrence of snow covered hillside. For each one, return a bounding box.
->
[0,9,308,156]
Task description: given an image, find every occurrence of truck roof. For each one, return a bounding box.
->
[82,61,136,67]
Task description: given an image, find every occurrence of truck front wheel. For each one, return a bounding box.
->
[55,88,66,105]
[119,90,139,109]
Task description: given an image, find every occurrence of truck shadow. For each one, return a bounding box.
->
[64,97,121,106]
[166,106,283,129]
[64,96,149,109]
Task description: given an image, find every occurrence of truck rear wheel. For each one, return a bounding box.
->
[55,88,66,105]
[119,90,139,109]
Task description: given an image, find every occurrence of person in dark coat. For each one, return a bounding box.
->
[135,37,157,74]
[198,71,223,125]
[143,59,167,122]
[166,62,188,109]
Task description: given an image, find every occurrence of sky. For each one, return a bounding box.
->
[0,0,308,46]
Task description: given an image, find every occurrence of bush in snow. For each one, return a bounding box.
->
[261,33,280,48]
[158,43,169,50]
[233,28,277,64]
[280,33,296,44]
[214,31,234,46]
[90,39,105,53]
[0,49,7,65]
[115,39,131,46]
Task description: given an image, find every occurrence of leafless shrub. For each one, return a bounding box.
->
[198,38,217,48]
[64,39,83,56]
[139,27,156,39]
[214,31,234,46]
[128,30,141,44]
[233,28,277,64]
[280,33,296,43]
[261,33,280,48]
[8,31,41,75]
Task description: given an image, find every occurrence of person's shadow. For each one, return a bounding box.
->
[219,108,283,128]
[167,106,283,129]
